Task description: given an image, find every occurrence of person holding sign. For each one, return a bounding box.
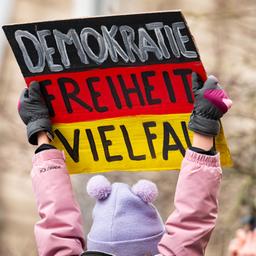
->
[18,72,232,256]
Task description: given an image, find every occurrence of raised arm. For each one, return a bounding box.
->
[158,73,232,256]
[18,82,85,256]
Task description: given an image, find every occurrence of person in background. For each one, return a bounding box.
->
[228,212,256,256]
[18,72,232,256]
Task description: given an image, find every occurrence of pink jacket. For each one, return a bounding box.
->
[31,149,222,256]
[32,150,85,256]
[158,150,222,256]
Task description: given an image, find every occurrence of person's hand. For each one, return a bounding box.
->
[188,72,232,136]
[18,81,53,145]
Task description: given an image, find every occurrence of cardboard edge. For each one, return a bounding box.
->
[2,9,183,28]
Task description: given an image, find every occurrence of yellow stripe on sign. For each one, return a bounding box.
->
[51,114,232,174]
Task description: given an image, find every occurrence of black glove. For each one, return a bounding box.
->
[188,72,232,136]
[18,81,53,145]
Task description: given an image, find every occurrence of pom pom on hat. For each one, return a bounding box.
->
[132,179,158,203]
[87,175,112,200]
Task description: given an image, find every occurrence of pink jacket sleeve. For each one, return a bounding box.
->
[31,149,85,256]
[158,149,222,256]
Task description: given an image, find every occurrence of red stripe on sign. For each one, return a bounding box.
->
[25,61,206,124]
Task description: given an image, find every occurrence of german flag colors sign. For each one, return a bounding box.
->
[3,11,232,174]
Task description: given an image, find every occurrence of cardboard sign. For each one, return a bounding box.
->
[3,11,232,174]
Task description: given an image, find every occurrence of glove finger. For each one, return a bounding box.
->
[18,88,29,111]
[204,89,232,114]
[28,81,42,101]
[192,72,204,92]
[204,75,219,89]
[223,98,232,110]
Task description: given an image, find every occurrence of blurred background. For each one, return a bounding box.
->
[0,0,255,255]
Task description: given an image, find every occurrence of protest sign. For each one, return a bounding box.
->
[3,11,232,174]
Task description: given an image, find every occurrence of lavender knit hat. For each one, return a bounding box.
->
[86,175,165,256]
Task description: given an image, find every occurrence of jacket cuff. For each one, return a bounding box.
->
[185,149,220,167]
[32,149,65,164]
[35,144,56,154]
[189,146,216,156]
